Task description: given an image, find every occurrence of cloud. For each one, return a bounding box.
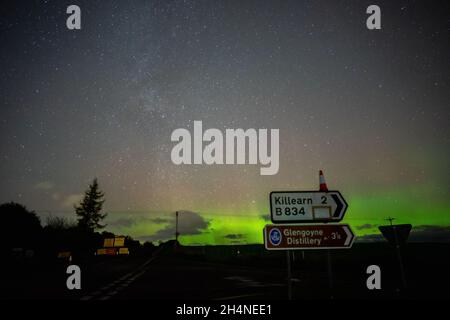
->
[356,223,377,230]
[34,181,54,190]
[137,235,162,243]
[409,225,450,242]
[61,194,83,208]
[224,234,246,239]
[149,217,171,224]
[109,217,135,228]
[356,225,450,243]
[137,211,209,242]
[109,216,172,228]
[356,234,384,242]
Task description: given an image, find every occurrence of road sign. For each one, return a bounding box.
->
[114,236,125,247]
[96,248,117,255]
[57,251,71,258]
[379,224,412,246]
[270,191,348,223]
[96,248,107,255]
[104,238,114,247]
[118,247,129,255]
[105,248,117,255]
[264,224,355,250]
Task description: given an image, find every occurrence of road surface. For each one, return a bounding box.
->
[81,255,287,300]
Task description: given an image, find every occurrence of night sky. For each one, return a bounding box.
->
[1,0,449,244]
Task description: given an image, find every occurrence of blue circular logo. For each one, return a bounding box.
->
[269,228,282,246]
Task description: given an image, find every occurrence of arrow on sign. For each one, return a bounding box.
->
[270,190,348,223]
[343,225,353,246]
[264,224,356,250]
[331,193,349,218]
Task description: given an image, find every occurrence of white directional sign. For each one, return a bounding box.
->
[270,191,348,223]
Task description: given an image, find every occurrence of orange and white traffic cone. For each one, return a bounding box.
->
[319,170,328,191]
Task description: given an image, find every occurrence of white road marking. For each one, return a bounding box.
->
[80,250,161,301]
[214,293,264,301]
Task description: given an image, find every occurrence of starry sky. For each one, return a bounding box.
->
[1,0,449,244]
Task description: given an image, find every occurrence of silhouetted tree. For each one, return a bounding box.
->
[45,215,76,230]
[0,202,42,249]
[125,235,140,249]
[75,178,107,232]
[101,231,115,238]
[143,241,156,251]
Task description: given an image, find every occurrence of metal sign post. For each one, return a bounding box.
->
[393,225,407,290]
[379,219,411,292]
[327,249,333,299]
[286,251,292,300]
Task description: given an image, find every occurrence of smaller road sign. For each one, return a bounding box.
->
[264,224,355,250]
[114,237,125,247]
[379,224,412,246]
[104,238,114,247]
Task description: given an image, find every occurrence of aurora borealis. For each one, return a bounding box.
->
[1,0,449,245]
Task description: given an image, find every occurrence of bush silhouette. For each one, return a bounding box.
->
[0,202,42,250]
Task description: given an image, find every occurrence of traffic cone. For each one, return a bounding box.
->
[319,170,328,191]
